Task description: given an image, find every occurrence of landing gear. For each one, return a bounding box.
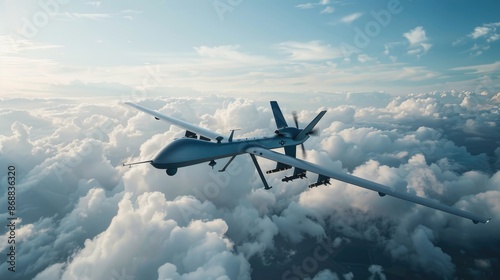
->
[166,168,177,176]
[249,154,272,190]
[219,155,236,172]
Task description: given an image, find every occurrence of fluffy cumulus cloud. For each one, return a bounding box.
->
[403,26,432,57]
[0,91,499,279]
[56,193,250,280]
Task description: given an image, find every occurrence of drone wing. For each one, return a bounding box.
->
[124,102,225,142]
[246,146,490,224]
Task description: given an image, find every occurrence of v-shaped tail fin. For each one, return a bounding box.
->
[270,101,288,129]
[294,111,326,141]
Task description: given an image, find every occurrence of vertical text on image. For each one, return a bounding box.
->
[6,165,18,273]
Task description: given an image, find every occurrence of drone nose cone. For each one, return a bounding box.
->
[150,153,164,168]
[150,158,159,168]
[150,157,168,169]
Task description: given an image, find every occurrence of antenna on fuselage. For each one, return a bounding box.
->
[228,129,240,142]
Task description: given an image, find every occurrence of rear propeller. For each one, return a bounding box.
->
[292,111,320,158]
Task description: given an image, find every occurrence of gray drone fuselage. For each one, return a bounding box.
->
[151,135,306,172]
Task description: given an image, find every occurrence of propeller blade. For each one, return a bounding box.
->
[292,111,299,128]
[301,143,306,159]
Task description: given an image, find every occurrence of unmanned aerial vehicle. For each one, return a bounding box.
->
[123,101,490,224]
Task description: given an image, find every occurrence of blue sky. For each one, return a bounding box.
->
[0,0,499,96]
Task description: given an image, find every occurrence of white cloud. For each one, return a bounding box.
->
[455,22,500,56]
[404,26,428,46]
[368,265,387,280]
[340,12,363,24]
[85,1,102,7]
[357,53,374,63]
[469,26,491,39]
[69,13,113,20]
[278,40,343,61]
[0,34,493,97]
[312,269,340,280]
[56,193,251,279]
[468,22,499,40]
[0,93,499,279]
[296,3,314,9]
[383,42,405,62]
[451,61,500,74]
[0,35,63,56]
[403,26,432,57]
[320,6,334,14]
[194,45,247,60]
[296,0,332,13]
[488,33,500,42]
[54,9,143,22]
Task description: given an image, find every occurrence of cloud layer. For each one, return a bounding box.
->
[0,91,499,279]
